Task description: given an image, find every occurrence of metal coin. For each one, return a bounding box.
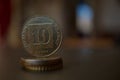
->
[22,17,62,57]
[20,55,63,71]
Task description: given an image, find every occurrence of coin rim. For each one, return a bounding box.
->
[20,56,63,65]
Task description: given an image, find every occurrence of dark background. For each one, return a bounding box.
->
[0,0,120,80]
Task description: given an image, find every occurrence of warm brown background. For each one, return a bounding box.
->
[0,0,120,80]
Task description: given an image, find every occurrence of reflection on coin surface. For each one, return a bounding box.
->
[22,17,62,57]
[20,55,63,71]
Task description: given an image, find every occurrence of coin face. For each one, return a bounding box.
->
[22,17,62,57]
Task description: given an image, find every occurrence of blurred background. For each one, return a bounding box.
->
[1,0,120,49]
[0,0,120,80]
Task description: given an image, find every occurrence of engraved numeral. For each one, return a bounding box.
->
[31,28,50,45]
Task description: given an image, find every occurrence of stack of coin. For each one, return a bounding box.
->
[21,17,63,71]
[20,56,63,71]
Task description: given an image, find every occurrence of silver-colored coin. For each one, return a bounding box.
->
[22,17,62,57]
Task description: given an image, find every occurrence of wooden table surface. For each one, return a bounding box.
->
[0,38,120,80]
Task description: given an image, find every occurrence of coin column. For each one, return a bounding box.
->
[20,17,63,71]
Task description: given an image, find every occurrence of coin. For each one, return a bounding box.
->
[22,17,62,57]
[20,55,63,71]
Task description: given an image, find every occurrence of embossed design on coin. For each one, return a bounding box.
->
[22,17,62,57]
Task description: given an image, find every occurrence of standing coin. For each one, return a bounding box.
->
[22,17,62,57]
